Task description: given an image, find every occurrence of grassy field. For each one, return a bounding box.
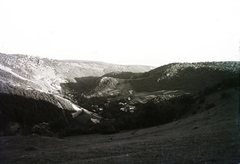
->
[0,88,239,164]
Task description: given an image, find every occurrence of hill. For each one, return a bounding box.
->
[130,62,239,92]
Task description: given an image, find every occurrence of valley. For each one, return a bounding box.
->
[0,88,239,163]
[0,53,239,163]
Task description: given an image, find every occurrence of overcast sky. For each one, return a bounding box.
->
[0,0,239,66]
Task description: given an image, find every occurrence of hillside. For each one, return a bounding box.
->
[0,81,103,136]
[129,64,239,93]
[0,53,153,135]
[0,88,239,163]
[131,62,239,92]
[0,53,154,94]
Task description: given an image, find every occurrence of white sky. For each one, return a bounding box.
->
[0,0,239,66]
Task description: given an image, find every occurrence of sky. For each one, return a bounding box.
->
[0,0,239,66]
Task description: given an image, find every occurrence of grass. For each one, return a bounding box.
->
[0,88,239,163]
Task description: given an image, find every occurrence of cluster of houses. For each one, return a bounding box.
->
[119,102,136,113]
